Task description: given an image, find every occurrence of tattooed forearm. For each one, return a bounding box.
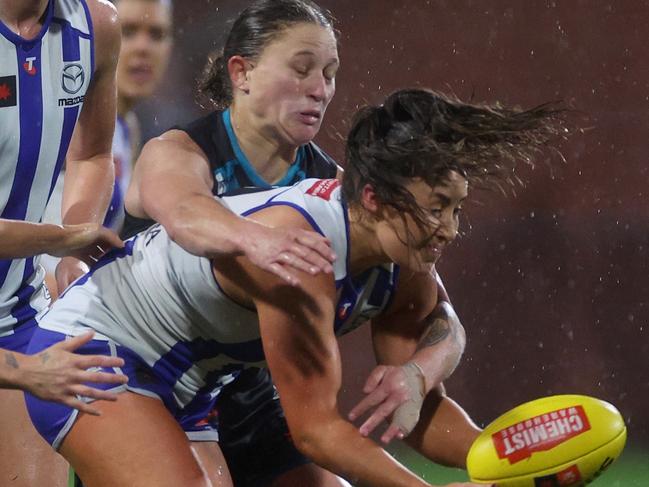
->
[4,352,19,369]
[40,351,51,364]
[419,315,451,347]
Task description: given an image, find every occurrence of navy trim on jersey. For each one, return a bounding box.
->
[242,201,324,238]
[9,275,38,325]
[0,43,44,289]
[341,196,351,288]
[48,105,79,202]
[151,338,263,418]
[222,109,306,188]
[382,265,401,311]
[0,0,54,45]
[47,17,85,202]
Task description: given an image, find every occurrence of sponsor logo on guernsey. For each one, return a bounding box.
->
[306,179,340,200]
[23,57,37,75]
[0,76,17,107]
[492,405,591,464]
[62,63,85,94]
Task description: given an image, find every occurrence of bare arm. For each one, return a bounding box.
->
[373,270,465,389]
[0,220,122,259]
[126,130,335,285]
[57,0,121,287]
[349,269,467,440]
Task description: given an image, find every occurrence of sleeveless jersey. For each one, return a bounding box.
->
[0,0,94,336]
[120,108,339,238]
[104,115,132,230]
[39,179,398,411]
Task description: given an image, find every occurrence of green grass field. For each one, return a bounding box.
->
[387,442,649,486]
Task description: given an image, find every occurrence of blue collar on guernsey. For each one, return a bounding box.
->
[222,109,306,188]
[0,0,54,45]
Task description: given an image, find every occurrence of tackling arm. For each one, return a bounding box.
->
[126,130,335,285]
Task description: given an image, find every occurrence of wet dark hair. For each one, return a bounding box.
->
[343,88,568,230]
[199,0,335,109]
[112,0,173,9]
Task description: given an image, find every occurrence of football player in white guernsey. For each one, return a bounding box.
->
[121,2,471,486]
[0,0,124,485]
[26,88,567,487]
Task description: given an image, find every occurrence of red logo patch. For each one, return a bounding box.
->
[492,405,591,464]
[306,179,340,200]
[23,57,37,76]
[556,465,582,486]
[0,76,17,108]
[0,83,10,100]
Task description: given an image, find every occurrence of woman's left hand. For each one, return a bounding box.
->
[348,361,426,443]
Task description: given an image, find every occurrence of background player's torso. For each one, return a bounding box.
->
[121,108,338,238]
[0,0,93,335]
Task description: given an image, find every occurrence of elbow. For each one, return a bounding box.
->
[454,322,467,355]
[159,203,195,248]
[287,419,336,466]
[292,429,322,462]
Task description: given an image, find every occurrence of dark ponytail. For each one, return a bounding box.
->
[343,88,569,229]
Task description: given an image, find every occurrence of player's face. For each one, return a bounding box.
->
[376,171,468,273]
[246,23,339,146]
[116,0,172,103]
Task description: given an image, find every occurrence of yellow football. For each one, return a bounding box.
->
[467,395,626,486]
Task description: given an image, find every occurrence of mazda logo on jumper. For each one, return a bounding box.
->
[62,64,85,94]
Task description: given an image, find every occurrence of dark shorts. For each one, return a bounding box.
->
[216,368,311,487]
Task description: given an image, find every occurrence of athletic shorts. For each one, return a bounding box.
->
[216,368,311,487]
[25,327,221,449]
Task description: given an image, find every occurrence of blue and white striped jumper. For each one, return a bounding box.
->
[0,0,93,349]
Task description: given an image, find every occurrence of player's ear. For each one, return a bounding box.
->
[228,56,253,94]
[360,184,380,214]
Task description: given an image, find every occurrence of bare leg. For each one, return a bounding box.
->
[0,389,68,487]
[60,392,217,487]
[191,441,234,487]
[405,391,481,468]
[269,464,352,487]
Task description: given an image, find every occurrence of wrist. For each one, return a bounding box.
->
[405,360,428,394]
[228,217,265,257]
[60,223,90,250]
[0,350,29,390]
